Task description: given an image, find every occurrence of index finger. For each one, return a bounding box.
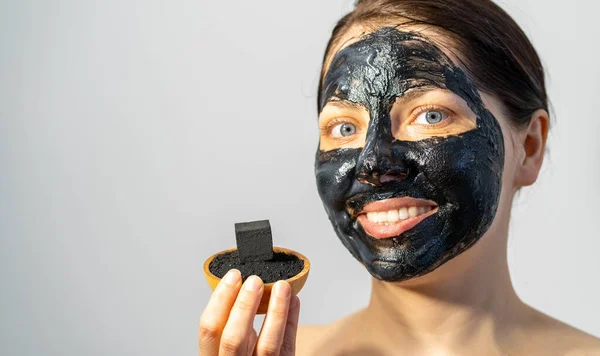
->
[198,269,242,356]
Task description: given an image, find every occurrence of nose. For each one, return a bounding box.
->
[356,114,409,186]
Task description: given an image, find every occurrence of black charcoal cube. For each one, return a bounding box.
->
[235,219,274,263]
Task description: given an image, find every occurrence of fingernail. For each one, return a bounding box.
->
[274,281,291,299]
[244,276,262,291]
[222,269,240,286]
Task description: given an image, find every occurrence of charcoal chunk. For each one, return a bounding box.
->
[235,220,274,263]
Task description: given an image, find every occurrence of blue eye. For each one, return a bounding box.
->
[415,110,447,125]
[332,123,357,137]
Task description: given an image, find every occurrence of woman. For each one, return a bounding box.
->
[199,0,600,355]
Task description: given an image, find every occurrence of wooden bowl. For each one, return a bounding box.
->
[203,246,310,314]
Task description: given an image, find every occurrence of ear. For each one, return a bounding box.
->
[514,109,549,187]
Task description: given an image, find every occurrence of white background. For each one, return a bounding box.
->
[1,1,599,354]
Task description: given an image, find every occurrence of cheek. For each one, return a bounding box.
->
[315,149,360,205]
[490,128,521,227]
[480,94,516,191]
[498,122,522,194]
[408,130,503,219]
[414,139,486,193]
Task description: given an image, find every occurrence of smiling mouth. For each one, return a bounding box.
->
[355,197,438,239]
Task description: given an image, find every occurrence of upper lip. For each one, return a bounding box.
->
[346,194,438,218]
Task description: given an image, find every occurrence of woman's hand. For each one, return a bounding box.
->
[199,269,301,356]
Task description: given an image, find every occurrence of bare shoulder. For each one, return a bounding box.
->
[295,305,600,355]
[512,305,600,355]
[537,311,600,355]
[295,324,328,356]
[295,311,365,356]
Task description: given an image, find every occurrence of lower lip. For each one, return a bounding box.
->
[357,208,438,239]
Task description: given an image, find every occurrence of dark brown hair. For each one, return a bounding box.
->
[318,0,548,130]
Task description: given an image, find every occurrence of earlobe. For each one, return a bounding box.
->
[515,109,549,187]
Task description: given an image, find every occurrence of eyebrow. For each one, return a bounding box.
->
[323,99,366,111]
[324,87,444,111]
[395,86,439,103]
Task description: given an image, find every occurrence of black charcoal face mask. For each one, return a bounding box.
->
[315,27,505,282]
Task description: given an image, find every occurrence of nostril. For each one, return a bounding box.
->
[379,171,408,184]
[356,169,408,186]
[357,171,380,186]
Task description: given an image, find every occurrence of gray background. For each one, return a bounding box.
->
[1,0,599,355]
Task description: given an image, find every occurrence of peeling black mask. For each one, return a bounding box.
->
[315,28,505,281]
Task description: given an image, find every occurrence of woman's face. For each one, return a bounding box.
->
[315,26,514,282]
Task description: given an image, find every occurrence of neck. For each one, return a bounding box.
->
[363,216,527,347]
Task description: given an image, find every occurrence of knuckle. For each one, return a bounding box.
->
[280,339,295,355]
[268,307,288,320]
[270,292,289,305]
[220,335,243,354]
[215,282,238,298]
[257,341,281,356]
[198,320,221,341]
[235,296,257,313]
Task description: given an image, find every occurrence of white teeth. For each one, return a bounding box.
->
[365,206,435,225]
[408,206,418,218]
[398,207,408,220]
[368,212,378,223]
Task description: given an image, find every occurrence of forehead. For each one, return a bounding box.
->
[320,26,462,111]
[322,23,460,80]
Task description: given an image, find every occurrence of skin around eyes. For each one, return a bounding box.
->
[318,89,477,151]
[391,89,477,141]
[318,101,369,151]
